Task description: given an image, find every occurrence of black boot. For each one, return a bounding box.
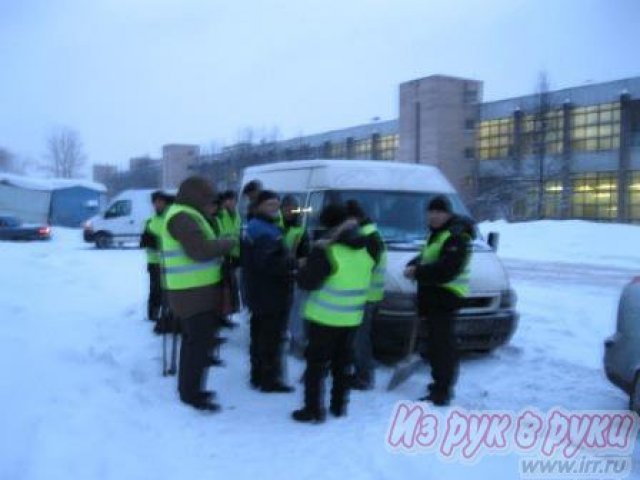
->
[261,381,294,393]
[418,390,451,406]
[190,399,221,412]
[292,408,326,424]
[329,402,347,418]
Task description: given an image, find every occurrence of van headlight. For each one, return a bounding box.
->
[500,289,517,309]
[83,220,93,230]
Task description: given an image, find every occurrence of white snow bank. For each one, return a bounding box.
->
[480,219,640,270]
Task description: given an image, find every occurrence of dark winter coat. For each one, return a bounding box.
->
[243,213,296,314]
[165,178,235,320]
[407,215,475,314]
[360,218,384,265]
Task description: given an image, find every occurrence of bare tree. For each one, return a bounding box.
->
[533,72,551,219]
[43,127,87,178]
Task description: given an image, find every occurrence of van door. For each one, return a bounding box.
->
[102,198,134,238]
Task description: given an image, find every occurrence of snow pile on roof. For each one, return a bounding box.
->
[0,173,106,193]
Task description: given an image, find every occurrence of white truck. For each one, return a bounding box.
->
[83,189,165,248]
[240,159,518,358]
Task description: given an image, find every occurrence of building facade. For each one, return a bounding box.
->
[176,74,640,222]
[162,144,200,189]
[476,77,640,222]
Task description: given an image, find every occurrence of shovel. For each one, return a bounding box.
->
[387,313,423,391]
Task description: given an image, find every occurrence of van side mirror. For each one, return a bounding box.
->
[487,232,499,252]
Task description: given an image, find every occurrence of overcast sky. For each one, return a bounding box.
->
[1,0,638,174]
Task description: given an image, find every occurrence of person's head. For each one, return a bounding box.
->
[176,176,216,215]
[151,190,171,215]
[345,199,367,222]
[427,195,453,229]
[281,195,300,222]
[255,190,280,219]
[242,180,262,203]
[319,203,348,230]
[220,190,237,211]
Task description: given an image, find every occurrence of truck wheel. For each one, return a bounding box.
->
[95,233,112,249]
[630,372,640,416]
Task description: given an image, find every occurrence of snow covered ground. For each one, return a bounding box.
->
[1,221,639,479]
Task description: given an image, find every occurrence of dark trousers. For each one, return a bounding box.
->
[425,307,459,396]
[353,302,378,383]
[147,263,162,321]
[178,311,216,403]
[249,311,289,386]
[303,321,357,413]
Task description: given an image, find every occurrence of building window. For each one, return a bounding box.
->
[477,118,513,160]
[571,102,620,152]
[544,180,563,218]
[464,148,474,159]
[571,172,618,220]
[464,119,475,130]
[522,109,564,156]
[354,138,373,159]
[378,134,398,160]
[329,141,346,159]
[628,172,640,222]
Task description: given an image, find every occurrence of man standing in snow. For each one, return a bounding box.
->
[292,204,374,423]
[217,190,242,329]
[404,195,474,406]
[242,190,296,393]
[140,190,173,324]
[160,176,236,412]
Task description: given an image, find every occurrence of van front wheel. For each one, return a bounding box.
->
[95,233,112,249]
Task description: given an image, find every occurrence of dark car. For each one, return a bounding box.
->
[0,215,51,241]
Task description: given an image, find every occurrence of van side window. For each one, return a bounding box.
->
[104,200,132,219]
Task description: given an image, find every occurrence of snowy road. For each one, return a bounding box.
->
[1,225,639,479]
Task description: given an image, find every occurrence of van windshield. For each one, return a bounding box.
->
[311,190,470,243]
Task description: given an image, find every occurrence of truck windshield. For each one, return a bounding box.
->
[311,190,470,243]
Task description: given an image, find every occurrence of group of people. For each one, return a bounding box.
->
[140,175,474,422]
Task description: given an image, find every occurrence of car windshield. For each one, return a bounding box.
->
[315,190,470,243]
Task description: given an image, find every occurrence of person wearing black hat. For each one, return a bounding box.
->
[140,191,174,324]
[403,195,476,406]
[241,180,263,222]
[242,190,296,393]
[292,204,373,423]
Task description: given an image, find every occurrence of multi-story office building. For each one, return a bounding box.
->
[187,74,640,222]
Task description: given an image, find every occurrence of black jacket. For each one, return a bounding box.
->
[139,218,158,250]
[297,225,369,292]
[407,215,475,313]
[243,213,296,314]
[360,219,384,266]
